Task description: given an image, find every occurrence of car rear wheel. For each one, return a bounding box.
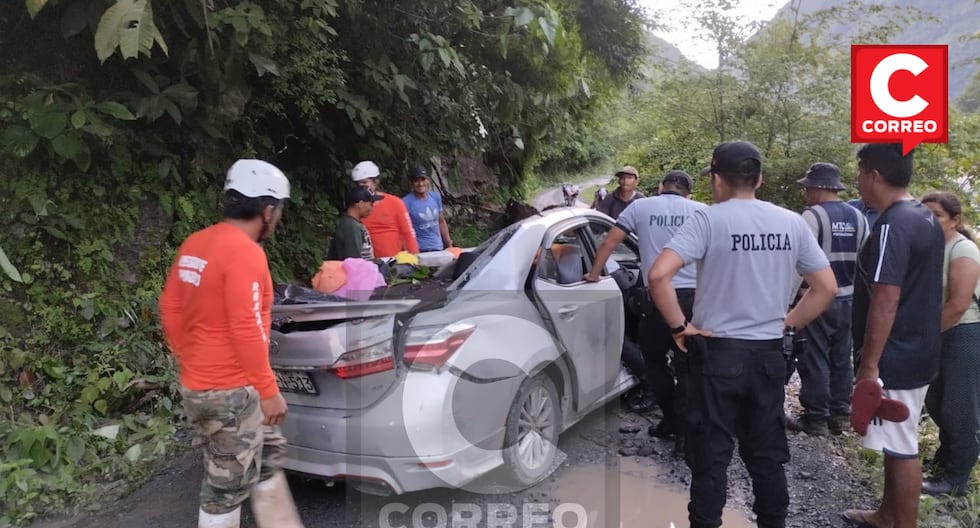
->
[501,373,561,487]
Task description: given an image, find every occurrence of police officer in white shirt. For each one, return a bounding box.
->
[648,141,837,528]
[585,170,707,452]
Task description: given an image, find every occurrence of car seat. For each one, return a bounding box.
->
[551,244,585,285]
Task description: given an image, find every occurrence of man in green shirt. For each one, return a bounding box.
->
[327,186,382,260]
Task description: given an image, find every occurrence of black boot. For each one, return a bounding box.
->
[628,393,655,413]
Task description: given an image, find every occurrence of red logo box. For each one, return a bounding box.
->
[851,45,948,154]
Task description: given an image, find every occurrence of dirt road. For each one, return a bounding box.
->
[531,177,612,211]
[31,383,876,528]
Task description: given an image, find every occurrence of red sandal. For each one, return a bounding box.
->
[850,379,883,436]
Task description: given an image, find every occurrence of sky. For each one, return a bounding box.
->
[638,0,789,69]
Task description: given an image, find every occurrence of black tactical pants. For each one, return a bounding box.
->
[638,288,696,429]
[685,336,789,528]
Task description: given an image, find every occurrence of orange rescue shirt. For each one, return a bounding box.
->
[361,191,419,257]
[159,222,278,399]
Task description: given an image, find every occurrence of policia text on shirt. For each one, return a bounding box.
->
[730,233,792,251]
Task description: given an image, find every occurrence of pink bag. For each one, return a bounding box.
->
[332,258,386,300]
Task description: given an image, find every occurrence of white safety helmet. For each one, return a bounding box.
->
[351,160,380,182]
[224,159,290,200]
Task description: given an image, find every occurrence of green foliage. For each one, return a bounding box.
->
[957,71,980,114]
[452,223,493,249]
[0,1,647,524]
[606,1,978,212]
[94,0,169,63]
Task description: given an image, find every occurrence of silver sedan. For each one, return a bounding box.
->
[270,207,645,496]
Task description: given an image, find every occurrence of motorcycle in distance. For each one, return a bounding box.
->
[593,187,609,208]
[561,182,581,206]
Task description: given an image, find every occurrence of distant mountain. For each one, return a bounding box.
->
[644,32,688,68]
[770,0,980,100]
[634,32,706,90]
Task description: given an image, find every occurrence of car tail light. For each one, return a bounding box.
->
[404,323,476,368]
[327,341,394,379]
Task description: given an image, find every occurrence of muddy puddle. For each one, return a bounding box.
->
[541,457,754,527]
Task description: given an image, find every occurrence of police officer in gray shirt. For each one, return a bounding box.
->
[585,170,707,449]
[648,141,837,528]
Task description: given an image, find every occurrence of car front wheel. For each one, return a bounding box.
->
[501,373,561,487]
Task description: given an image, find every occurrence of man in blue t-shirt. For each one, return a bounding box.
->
[402,166,452,252]
[845,143,943,528]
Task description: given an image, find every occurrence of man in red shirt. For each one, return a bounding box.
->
[351,160,419,257]
[159,160,304,528]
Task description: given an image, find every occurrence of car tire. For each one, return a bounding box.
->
[500,373,562,488]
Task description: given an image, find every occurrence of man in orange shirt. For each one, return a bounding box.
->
[351,160,419,257]
[159,159,304,528]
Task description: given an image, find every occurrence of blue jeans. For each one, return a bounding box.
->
[798,298,853,419]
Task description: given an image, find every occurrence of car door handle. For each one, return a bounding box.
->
[558,306,577,319]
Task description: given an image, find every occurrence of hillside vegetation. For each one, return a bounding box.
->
[0,1,647,524]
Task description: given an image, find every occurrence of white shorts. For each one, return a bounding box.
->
[861,385,928,459]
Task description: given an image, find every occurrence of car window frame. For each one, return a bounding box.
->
[583,219,642,275]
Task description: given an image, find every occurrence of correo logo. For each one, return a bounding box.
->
[851,44,948,154]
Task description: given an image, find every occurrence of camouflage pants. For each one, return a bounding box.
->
[180,386,287,514]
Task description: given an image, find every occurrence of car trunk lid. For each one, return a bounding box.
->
[270,285,420,410]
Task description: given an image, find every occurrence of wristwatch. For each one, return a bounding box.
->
[670,320,689,335]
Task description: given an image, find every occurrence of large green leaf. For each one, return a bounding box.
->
[29,110,67,140]
[1,126,39,157]
[538,16,557,46]
[93,101,136,120]
[248,53,280,77]
[94,0,168,63]
[26,0,49,19]
[70,110,87,129]
[0,245,23,283]
[504,6,535,28]
[52,133,92,171]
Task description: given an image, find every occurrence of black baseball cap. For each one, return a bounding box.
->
[661,170,693,191]
[710,141,762,174]
[346,185,384,206]
[410,165,428,180]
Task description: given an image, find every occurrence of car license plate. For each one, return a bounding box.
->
[275,370,318,395]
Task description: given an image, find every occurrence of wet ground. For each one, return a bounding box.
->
[31,377,877,528]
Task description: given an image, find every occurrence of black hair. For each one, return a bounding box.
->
[223,190,282,220]
[660,181,691,196]
[922,191,974,241]
[716,159,762,189]
[856,143,913,188]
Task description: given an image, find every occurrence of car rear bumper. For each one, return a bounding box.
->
[281,440,504,495]
[279,368,518,494]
